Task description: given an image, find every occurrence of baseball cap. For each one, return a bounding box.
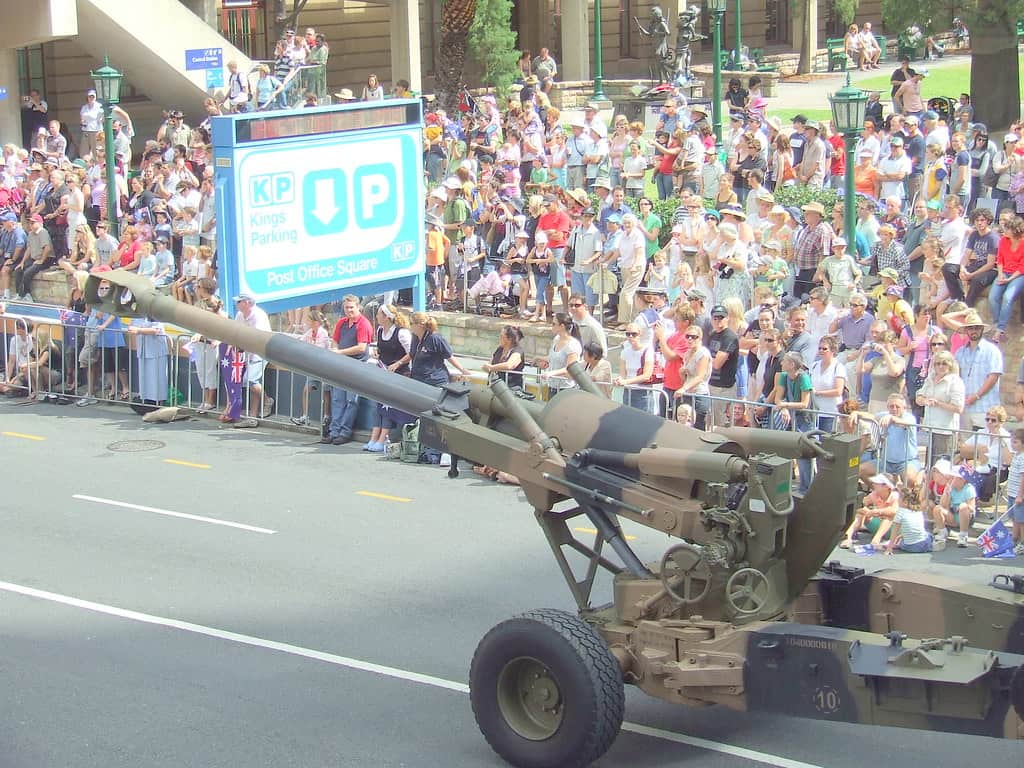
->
[233,293,255,303]
[933,458,954,476]
[792,114,808,124]
[686,287,709,302]
[1005,134,1020,143]
[868,474,894,488]
[833,236,847,246]
[86,89,96,97]
[926,199,943,211]
[0,211,17,223]
[890,136,904,146]
[904,115,919,126]
[710,304,728,318]
[581,207,596,216]
[923,110,939,120]
[885,284,903,296]
[29,214,43,223]
[605,212,622,224]
[535,231,548,243]
[514,230,529,239]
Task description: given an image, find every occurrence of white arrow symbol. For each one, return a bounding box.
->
[310,177,339,226]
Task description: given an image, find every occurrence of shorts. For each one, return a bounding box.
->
[1005,500,1024,524]
[571,271,597,306]
[79,339,99,366]
[245,357,266,386]
[897,534,932,553]
[549,248,567,287]
[101,345,127,372]
[884,459,921,477]
[426,264,445,291]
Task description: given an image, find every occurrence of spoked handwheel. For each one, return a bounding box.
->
[469,609,625,768]
[725,567,770,616]
[659,543,712,605]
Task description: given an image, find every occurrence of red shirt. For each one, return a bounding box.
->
[828,135,845,176]
[118,240,140,268]
[537,209,572,248]
[331,315,374,358]
[996,235,1024,275]
[661,330,690,390]
[658,140,679,175]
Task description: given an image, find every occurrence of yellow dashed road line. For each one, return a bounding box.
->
[162,459,212,469]
[2,431,45,441]
[357,491,412,503]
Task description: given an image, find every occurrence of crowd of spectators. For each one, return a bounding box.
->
[416,54,1024,554]
[2,36,1024,552]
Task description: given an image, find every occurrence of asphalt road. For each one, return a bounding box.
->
[1,400,1022,768]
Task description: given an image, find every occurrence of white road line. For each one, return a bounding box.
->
[71,494,277,535]
[0,580,824,768]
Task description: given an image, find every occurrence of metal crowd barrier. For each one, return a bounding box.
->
[2,315,1018,513]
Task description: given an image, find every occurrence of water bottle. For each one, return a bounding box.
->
[853,544,876,555]
[383,433,392,458]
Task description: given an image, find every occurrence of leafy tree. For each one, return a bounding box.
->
[834,0,860,26]
[469,0,520,103]
[436,0,479,114]
[882,0,1022,130]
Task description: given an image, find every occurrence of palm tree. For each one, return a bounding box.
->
[436,0,479,114]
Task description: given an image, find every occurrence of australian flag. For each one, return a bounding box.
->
[218,343,246,421]
[977,519,1015,558]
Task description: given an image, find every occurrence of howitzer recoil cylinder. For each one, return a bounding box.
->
[573,447,749,484]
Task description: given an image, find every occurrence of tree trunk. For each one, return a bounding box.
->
[436,0,479,115]
[970,7,1020,131]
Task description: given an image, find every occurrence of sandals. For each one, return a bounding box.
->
[838,539,853,550]
[119,391,131,401]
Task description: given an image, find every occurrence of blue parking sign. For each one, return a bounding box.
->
[212,100,425,315]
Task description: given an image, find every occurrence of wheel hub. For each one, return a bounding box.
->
[497,656,564,741]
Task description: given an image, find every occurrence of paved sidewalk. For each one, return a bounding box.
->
[768,53,970,113]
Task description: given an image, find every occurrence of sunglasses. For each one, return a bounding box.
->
[569,303,584,308]
[684,333,700,340]
[624,332,639,337]
[850,303,866,307]
[930,341,946,346]
[986,417,1000,422]
[818,347,829,351]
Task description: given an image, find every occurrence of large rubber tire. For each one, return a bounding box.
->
[469,609,625,768]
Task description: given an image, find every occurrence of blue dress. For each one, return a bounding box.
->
[133,319,170,403]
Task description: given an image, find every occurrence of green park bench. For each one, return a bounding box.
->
[1017,19,1024,38]
[826,38,848,71]
[750,48,778,72]
[874,35,887,62]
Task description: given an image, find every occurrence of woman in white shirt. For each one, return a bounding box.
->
[915,350,965,460]
[678,325,712,430]
[810,335,847,432]
[959,404,1012,499]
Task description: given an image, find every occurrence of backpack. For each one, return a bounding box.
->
[400,420,421,463]
[639,347,665,384]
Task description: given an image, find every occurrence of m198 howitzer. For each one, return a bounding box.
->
[87,271,1024,766]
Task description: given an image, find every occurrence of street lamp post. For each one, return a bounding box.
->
[707,0,727,151]
[592,0,604,99]
[90,56,124,237]
[828,72,868,247]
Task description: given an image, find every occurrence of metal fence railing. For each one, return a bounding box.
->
[1,313,1017,515]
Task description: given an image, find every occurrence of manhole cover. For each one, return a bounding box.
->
[106,440,166,453]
